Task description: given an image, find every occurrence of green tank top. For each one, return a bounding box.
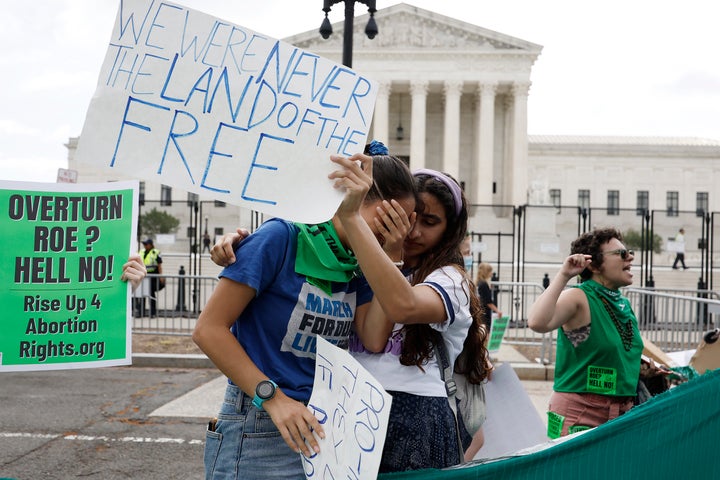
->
[554,279,643,397]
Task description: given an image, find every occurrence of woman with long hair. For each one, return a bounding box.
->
[333,156,491,472]
[475,262,502,330]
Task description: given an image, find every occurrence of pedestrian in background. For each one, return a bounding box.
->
[672,227,688,269]
[136,238,163,317]
[475,262,502,331]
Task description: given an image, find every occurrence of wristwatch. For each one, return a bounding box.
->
[252,380,278,410]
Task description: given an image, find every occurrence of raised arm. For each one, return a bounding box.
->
[527,254,591,333]
[331,154,447,327]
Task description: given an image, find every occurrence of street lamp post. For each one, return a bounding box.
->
[320,0,378,68]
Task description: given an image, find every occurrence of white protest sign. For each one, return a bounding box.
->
[303,336,391,479]
[76,0,378,224]
[474,362,547,459]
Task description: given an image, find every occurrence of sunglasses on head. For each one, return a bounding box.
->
[601,248,634,260]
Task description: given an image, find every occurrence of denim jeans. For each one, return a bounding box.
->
[204,384,305,479]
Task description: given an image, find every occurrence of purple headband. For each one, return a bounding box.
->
[413,168,463,216]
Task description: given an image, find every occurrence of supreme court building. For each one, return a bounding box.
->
[67,2,720,258]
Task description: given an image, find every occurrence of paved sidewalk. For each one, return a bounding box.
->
[141,343,554,426]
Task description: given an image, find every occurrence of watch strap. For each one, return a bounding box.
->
[252,379,278,410]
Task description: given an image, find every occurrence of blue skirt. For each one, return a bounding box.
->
[379,391,462,473]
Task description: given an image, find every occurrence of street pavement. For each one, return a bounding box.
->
[0,345,553,479]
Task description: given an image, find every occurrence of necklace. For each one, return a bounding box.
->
[599,296,634,352]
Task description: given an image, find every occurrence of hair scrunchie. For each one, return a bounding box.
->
[367,140,389,155]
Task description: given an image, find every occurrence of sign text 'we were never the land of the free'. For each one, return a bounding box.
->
[75,0,379,223]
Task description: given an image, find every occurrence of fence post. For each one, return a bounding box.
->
[697,278,709,326]
[640,279,656,328]
[176,266,187,312]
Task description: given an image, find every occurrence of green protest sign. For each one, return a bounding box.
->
[487,315,510,353]
[0,180,138,372]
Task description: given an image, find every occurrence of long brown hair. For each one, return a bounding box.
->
[399,173,490,384]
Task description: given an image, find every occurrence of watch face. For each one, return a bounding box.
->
[257,380,276,399]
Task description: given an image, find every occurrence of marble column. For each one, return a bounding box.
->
[409,80,429,171]
[372,82,390,144]
[475,82,497,204]
[442,80,463,179]
[510,82,531,205]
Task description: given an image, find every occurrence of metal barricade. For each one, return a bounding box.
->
[132,273,219,335]
[493,281,556,364]
[624,287,720,352]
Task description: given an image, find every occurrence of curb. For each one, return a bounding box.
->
[131,353,555,381]
[510,362,555,381]
[132,353,215,369]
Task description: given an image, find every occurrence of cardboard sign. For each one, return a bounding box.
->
[75,0,378,224]
[304,336,391,479]
[474,362,547,459]
[0,180,138,372]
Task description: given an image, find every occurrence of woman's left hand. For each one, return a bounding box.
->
[329,153,373,218]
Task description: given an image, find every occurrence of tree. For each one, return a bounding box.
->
[139,208,180,238]
[623,228,663,254]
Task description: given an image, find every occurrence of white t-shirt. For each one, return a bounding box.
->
[350,265,473,397]
[675,232,685,252]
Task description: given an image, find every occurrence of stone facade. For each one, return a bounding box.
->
[66,3,720,258]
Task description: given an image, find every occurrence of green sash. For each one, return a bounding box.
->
[294,221,358,295]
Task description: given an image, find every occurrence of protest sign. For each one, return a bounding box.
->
[487,315,510,353]
[304,336,391,479]
[474,362,547,459]
[0,180,138,372]
[75,0,378,224]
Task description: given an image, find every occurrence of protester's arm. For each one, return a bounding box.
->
[464,427,485,462]
[331,154,447,327]
[120,255,146,292]
[193,279,324,456]
[210,228,250,267]
[527,254,590,333]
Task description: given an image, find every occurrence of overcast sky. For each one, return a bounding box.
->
[2,0,719,183]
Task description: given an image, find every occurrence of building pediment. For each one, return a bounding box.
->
[285,3,542,55]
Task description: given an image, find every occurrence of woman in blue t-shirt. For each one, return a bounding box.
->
[193,154,416,480]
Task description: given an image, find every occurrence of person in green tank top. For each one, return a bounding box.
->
[528,228,644,438]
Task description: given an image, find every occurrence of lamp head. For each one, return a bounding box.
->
[320,15,333,39]
[365,15,378,39]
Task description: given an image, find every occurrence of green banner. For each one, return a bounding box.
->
[487,316,509,353]
[0,180,138,371]
[380,369,720,480]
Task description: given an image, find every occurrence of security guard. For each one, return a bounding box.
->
[136,238,163,317]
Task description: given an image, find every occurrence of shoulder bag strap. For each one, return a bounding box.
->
[434,336,464,462]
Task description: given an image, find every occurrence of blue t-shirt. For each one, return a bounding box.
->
[220,218,372,402]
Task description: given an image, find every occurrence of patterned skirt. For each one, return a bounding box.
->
[379,391,462,473]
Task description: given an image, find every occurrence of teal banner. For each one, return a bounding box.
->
[381,369,720,479]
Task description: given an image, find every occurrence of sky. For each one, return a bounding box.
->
[1,0,719,183]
